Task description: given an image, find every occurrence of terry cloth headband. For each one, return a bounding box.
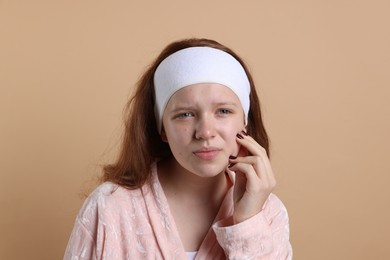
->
[153,46,251,133]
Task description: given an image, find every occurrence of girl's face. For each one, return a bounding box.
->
[161,83,245,178]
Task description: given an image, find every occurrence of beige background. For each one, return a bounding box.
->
[1,1,389,259]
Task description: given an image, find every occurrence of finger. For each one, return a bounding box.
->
[229,155,271,181]
[232,161,276,195]
[235,135,274,183]
[232,169,247,203]
[228,162,260,191]
[236,132,268,157]
[236,143,248,157]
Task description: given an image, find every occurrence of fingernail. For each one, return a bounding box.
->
[236,133,244,139]
[229,155,237,160]
[241,130,248,136]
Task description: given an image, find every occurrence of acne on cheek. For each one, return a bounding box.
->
[181,128,189,135]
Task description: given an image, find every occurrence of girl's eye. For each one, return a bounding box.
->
[176,112,193,118]
[217,109,232,115]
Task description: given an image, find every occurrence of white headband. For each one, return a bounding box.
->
[153,46,251,133]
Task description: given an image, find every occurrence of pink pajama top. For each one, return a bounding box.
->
[64,164,292,259]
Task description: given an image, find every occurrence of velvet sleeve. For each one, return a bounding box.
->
[63,187,104,260]
[212,193,292,259]
[63,217,97,260]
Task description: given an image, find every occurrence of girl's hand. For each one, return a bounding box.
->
[227,131,276,224]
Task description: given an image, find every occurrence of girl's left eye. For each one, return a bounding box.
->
[217,109,232,115]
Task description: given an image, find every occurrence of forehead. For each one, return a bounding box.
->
[167,83,242,105]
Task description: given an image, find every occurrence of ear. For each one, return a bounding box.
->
[160,127,168,142]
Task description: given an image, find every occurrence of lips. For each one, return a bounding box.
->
[193,147,221,160]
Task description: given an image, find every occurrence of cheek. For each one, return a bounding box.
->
[166,127,191,145]
[223,124,242,153]
[230,136,241,155]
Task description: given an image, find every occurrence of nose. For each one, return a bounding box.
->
[195,115,216,140]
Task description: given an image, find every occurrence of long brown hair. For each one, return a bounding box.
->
[102,38,270,189]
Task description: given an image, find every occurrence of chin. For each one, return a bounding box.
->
[190,163,227,178]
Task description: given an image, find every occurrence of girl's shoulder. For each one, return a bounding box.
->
[92,181,145,198]
[77,182,145,221]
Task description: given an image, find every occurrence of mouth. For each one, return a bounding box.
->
[193,147,221,160]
